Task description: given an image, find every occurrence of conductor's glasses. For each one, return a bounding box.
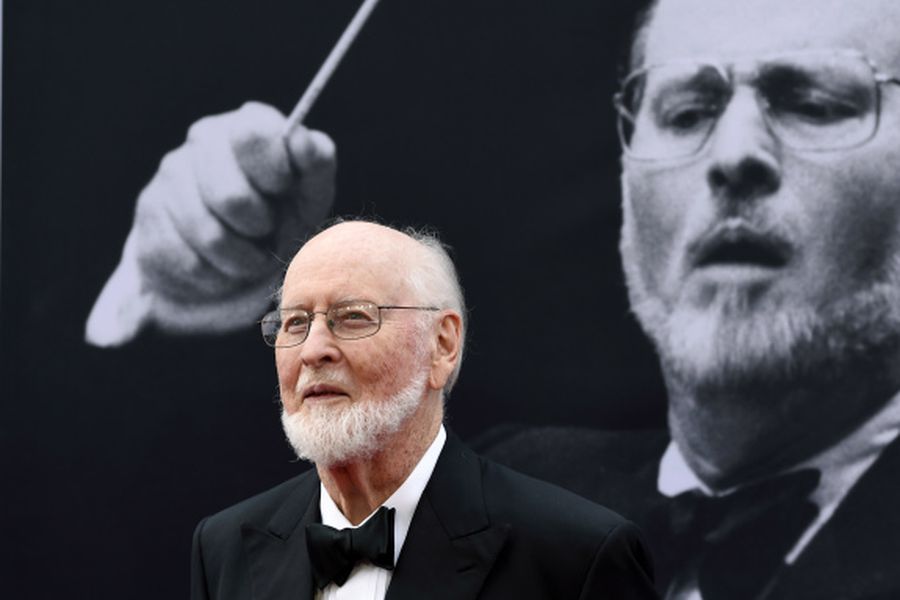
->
[615,49,900,161]
[261,300,439,347]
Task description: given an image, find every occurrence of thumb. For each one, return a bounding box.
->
[84,237,153,347]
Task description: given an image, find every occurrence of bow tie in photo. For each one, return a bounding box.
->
[661,468,821,600]
[306,505,396,589]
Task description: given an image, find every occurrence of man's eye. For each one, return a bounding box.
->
[283,316,310,333]
[767,84,867,123]
[657,101,719,132]
[338,311,377,328]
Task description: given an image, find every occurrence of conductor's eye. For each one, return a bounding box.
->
[283,314,311,334]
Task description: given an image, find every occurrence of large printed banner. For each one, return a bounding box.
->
[6,1,899,598]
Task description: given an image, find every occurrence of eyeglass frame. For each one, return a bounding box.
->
[260,300,441,348]
[613,48,900,162]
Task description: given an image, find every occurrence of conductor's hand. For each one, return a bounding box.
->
[85,102,336,347]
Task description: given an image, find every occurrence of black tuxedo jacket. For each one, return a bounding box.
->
[483,426,900,600]
[191,432,658,600]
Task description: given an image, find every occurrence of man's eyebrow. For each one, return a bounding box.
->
[657,67,726,88]
[279,298,372,311]
[646,71,726,106]
[279,303,311,312]
[757,65,871,100]
[330,296,378,305]
[756,63,819,83]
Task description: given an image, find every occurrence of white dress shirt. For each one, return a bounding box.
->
[658,391,900,599]
[315,425,447,600]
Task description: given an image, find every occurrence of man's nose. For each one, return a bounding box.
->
[705,88,782,206]
[298,317,342,367]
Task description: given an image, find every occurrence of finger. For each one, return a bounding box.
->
[226,104,328,261]
[231,103,337,229]
[132,151,233,297]
[284,126,337,225]
[186,107,277,238]
[230,102,299,197]
[152,147,279,284]
[144,272,281,334]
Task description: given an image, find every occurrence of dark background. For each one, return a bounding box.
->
[2,1,663,597]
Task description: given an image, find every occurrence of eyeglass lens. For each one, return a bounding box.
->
[619,52,879,160]
[261,301,382,347]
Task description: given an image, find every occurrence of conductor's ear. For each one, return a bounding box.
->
[428,311,462,391]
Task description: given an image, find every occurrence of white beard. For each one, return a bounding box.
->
[621,220,900,391]
[280,371,428,467]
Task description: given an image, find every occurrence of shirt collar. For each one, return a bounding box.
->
[658,439,710,497]
[319,425,447,565]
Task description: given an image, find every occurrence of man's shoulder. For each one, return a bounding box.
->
[465,443,657,596]
[477,451,632,537]
[199,468,318,537]
[475,423,668,462]
[474,424,668,517]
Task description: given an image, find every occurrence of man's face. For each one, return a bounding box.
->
[621,0,900,389]
[276,223,433,465]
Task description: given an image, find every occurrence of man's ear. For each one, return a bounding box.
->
[428,311,462,391]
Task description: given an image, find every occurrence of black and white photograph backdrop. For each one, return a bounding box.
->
[5,0,900,598]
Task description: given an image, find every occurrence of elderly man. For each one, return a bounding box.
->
[190,220,656,599]
[490,0,900,598]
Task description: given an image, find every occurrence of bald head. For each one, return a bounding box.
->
[285,221,422,298]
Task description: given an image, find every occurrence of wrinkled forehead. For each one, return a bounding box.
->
[281,225,417,306]
[644,0,900,72]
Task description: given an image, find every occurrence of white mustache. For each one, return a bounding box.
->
[294,369,353,395]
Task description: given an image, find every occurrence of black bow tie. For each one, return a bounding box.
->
[306,505,396,590]
[648,468,821,600]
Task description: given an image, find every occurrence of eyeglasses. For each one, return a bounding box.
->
[614,49,900,161]
[260,300,440,348]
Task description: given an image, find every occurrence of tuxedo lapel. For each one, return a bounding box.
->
[241,472,321,600]
[765,436,900,599]
[386,433,509,600]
